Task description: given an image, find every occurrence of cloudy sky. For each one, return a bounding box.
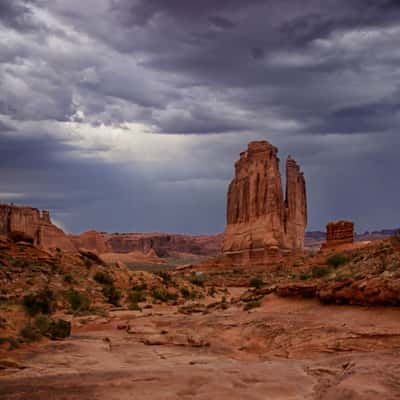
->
[0,0,399,234]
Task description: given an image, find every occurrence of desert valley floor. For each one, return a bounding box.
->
[2,292,400,399]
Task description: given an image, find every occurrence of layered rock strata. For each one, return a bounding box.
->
[223,140,307,265]
[322,220,354,249]
[0,204,75,252]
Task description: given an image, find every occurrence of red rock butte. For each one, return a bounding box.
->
[322,220,354,250]
[223,140,307,265]
[0,204,75,252]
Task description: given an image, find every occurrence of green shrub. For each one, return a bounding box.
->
[67,290,90,312]
[132,282,147,291]
[23,289,55,316]
[129,302,142,311]
[249,277,264,289]
[34,314,51,335]
[102,285,121,306]
[47,319,71,339]
[327,253,349,268]
[189,274,206,287]
[299,272,311,280]
[63,274,74,284]
[154,271,172,285]
[94,271,113,285]
[180,287,191,299]
[128,289,147,303]
[152,289,178,302]
[19,324,41,342]
[311,265,331,278]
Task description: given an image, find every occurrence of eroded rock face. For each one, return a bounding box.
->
[223,140,307,264]
[322,220,354,249]
[0,204,74,252]
[70,231,223,257]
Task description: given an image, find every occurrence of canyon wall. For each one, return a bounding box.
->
[70,231,223,257]
[0,203,222,257]
[0,204,75,252]
[223,140,307,265]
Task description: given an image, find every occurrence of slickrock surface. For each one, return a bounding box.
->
[2,297,400,399]
[322,220,354,250]
[223,141,307,265]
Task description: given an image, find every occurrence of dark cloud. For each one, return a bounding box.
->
[208,16,237,30]
[0,0,399,233]
[0,0,37,31]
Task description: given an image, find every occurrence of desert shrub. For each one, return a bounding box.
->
[180,287,191,299]
[23,289,55,316]
[11,258,36,270]
[243,300,261,311]
[94,271,113,285]
[47,319,71,339]
[67,289,90,312]
[327,253,349,268]
[311,265,331,278]
[299,272,311,280]
[19,324,41,342]
[132,282,147,291]
[189,273,206,287]
[152,289,178,302]
[129,302,142,311]
[128,289,147,303]
[249,277,264,289]
[207,286,216,297]
[63,274,74,284]
[154,271,172,285]
[102,285,121,306]
[34,314,51,335]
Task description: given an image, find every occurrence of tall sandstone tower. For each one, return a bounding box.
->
[223,141,307,265]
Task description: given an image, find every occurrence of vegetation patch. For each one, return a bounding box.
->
[94,271,114,285]
[327,253,349,268]
[67,289,91,313]
[23,288,55,316]
[249,277,264,289]
[152,289,178,302]
[102,284,121,306]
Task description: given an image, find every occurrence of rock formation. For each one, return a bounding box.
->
[70,231,223,257]
[322,220,354,249]
[0,204,75,252]
[223,140,307,265]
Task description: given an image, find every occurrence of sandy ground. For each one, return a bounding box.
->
[2,295,400,399]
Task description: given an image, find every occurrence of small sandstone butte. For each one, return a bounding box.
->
[322,220,354,249]
[0,204,75,252]
[223,140,307,265]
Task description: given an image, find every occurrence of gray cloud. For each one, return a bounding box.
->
[0,0,399,233]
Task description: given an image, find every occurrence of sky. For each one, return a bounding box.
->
[0,0,399,234]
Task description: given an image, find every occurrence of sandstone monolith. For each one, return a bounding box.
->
[223,140,307,265]
[322,220,354,249]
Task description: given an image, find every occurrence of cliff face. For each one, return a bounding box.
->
[285,156,307,249]
[70,231,223,257]
[223,140,307,264]
[0,204,75,252]
[322,220,354,249]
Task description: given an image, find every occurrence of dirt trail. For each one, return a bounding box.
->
[2,296,400,399]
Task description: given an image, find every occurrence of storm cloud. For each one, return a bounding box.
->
[0,0,399,233]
